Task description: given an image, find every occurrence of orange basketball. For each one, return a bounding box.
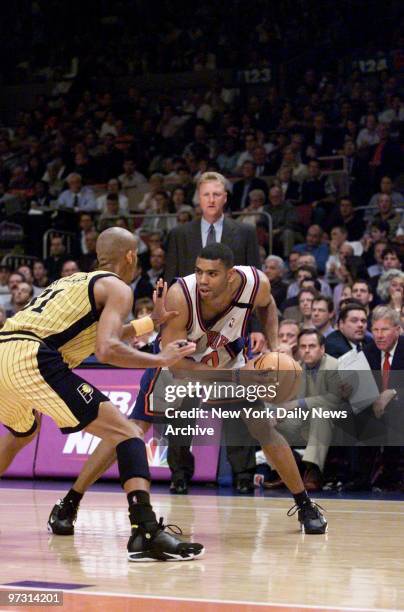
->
[254,352,302,403]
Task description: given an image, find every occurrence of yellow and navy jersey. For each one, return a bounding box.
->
[1,270,119,368]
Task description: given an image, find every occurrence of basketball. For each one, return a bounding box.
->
[254,351,303,403]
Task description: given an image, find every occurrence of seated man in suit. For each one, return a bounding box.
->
[345,306,404,490]
[325,303,371,358]
[276,329,341,491]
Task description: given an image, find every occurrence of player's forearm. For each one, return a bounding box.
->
[96,340,167,369]
[257,298,279,350]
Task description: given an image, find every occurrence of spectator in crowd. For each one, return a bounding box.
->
[276,329,340,491]
[345,307,404,491]
[300,159,336,228]
[0,265,10,295]
[356,114,380,149]
[76,212,96,255]
[278,319,300,360]
[78,231,98,272]
[235,133,257,171]
[352,279,374,313]
[263,255,287,307]
[368,176,404,209]
[57,173,97,211]
[98,194,122,232]
[286,250,301,281]
[147,248,165,287]
[42,158,67,197]
[118,158,147,190]
[238,189,267,226]
[367,239,389,278]
[96,178,129,215]
[284,287,317,327]
[264,186,298,257]
[29,181,52,212]
[329,197,366,240]
[32,261,48,289]
[274,165,301,202]
[311,296,335,338]
[370,194,401,240]
[287,259,332,299]
[216,137,239,175]
[325,303,371,358]
[44,235,68,281]
[293,225,329,274]
[5,281,33,317]
[131,260,154,302]
[376,269,404,310]
[231,160,268,211]
[61,260,80,277]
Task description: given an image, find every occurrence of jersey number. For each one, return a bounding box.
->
[201,351,219,367]
[26,288,64,314]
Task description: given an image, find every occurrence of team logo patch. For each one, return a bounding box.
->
[228,317,235,328]
[77,383,94,404]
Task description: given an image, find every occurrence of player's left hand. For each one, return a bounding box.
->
[151,278,179,326]
[250,332,266,353]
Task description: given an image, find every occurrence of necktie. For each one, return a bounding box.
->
[73,195,79,209]
[206,224,216,245]
[382,351,390,391]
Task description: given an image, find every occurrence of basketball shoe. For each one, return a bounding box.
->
[288,500,328,534]
[127,517,204,562]
[47,499,78,535]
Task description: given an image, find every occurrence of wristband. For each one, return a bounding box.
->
[131,316,154,337]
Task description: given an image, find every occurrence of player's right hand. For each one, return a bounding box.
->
[160,340,196,367]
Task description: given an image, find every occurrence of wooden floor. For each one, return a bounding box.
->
[0,486,404,611]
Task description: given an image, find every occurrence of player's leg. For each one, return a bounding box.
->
[0,413,40,475]
[48,371,154,535]
[86,401,204,561]
[244,404,327,534]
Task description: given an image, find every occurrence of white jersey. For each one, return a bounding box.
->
[177,265,261,368]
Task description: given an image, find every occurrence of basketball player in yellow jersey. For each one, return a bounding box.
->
[0,227,204,562]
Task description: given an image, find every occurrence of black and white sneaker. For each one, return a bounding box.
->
[127,518,204,562]
[288,501,328,534]
[47,499,79,535]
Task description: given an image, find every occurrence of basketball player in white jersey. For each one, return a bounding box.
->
[49,241,327,535]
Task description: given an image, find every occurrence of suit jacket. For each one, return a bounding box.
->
[231,178,269,211]
[164,217,260,284]
[325,330,372,359]
[363,336,404,372]
[300,354,340,411]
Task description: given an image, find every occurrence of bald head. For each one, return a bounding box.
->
[96,227,137,266]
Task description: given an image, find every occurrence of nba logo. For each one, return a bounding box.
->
[229,317,235,328]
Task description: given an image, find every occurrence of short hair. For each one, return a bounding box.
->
[370,220,389,234]
[313,295,334,313]
[264,255,285,271]
[376,269,404,301]
[279,319,301,331]
[296,264,318,279]
[331,225,348,234]
[249,189,266,202]
[352,279,373,293]
[298,287,318,301]
[371,305,400,326]
[198,243,234,268]
[301,278,321,292]
[338,303,367,324]
[297,328,325,347]
[382,247,400,259]
[134,297,154,318]
[197,172,226,189]
[106,192,119,202]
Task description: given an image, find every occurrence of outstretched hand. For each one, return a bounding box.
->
[151,278,179,326]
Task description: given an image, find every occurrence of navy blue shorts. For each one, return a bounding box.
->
[129,367,161,423]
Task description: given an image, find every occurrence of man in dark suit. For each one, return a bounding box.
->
[344,306,404,491]
[325,304,371,358]
[164,171,266,494]
[230,161,268,211]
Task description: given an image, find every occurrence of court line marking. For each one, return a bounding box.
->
[0,586,401,611]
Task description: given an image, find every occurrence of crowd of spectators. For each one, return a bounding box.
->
[0,0,403,492]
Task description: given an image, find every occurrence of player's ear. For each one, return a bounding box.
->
[227,267,236,283]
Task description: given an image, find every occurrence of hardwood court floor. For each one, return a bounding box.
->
[0,486,403,611]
